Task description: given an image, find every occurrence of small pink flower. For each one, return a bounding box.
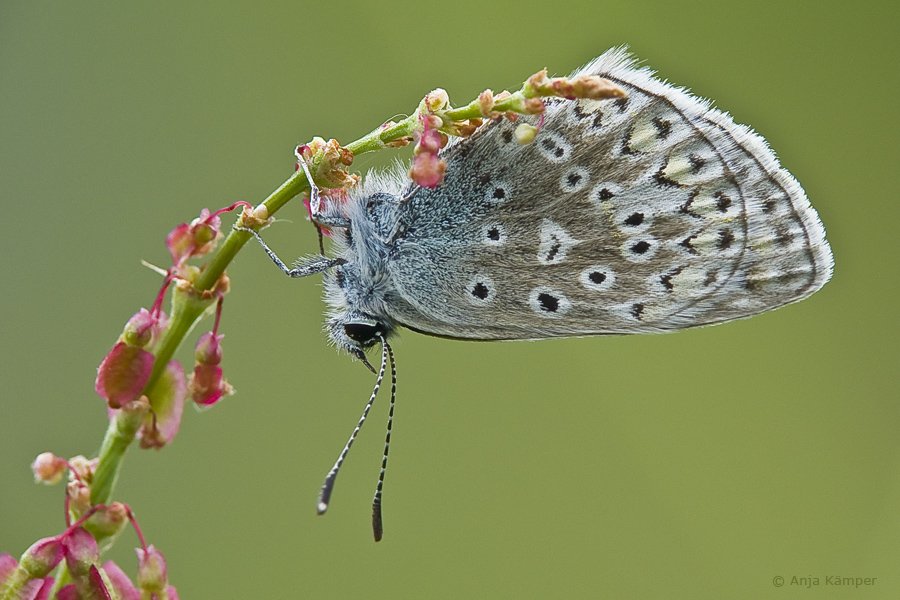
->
[121,308,161,348]
[409,152,447,189]
[31,452,67,485]
[189,333,233,407]
[409,121,448,188]
[165,208,222,267]
[86,502,129,541]
[138,361,186,449]
[102,561,140,600]
[19,536,65,577]
[30,577,55,600]
[0,552,17,582]
[67,478,93,518]
[136,546,177,598]
[63,527,98,578]
[57,566,114,600]
[1,553,53,600]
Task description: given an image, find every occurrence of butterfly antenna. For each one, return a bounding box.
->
[317,340,389,515]
[372,336,395,542]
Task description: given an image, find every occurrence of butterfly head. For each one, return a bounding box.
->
[326,309,393,368]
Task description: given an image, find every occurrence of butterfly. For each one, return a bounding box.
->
[239,47,833,540]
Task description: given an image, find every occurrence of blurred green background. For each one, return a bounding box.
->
[1,2,897,598]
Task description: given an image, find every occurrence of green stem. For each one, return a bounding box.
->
[91,168,312,506]
[196,167,309,291]
[344,116,417,156]
[91,404,144,505]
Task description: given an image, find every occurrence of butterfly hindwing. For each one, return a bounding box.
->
[379,48,832,340]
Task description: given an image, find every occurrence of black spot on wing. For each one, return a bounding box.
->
[538,293,559,312]
[651,117,672,139]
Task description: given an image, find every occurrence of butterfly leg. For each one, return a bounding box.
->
[234,225,345,277]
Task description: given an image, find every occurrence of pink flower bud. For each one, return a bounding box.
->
[121,309,159,348]
[102,561,140,600]
[138,361,186,449]
[63,527,98,578]
[478,89,495,117]
[136,546,168,593]
[6,576,55,600]
[409,152,447,189]
[57,566,114,600]
[67,479,92,517]
[67,456,98,483]
[166,208,223,266]
[0,552,17,582]
[29,577,55,600]
[95,343,154,409]
[31,452,67,485]
[189,333,233,407]
[89,565,115,600]
[65,456,98,518]
[19,537,65,578]
[85,502,129,541]
[415,129,443,156]
[194,332,223,365]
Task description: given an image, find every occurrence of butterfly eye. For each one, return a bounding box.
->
[343,322,382,344]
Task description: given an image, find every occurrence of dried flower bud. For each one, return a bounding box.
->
[67,456,98,483]
[32,452,67,485]
[478,90,495,117]
[569,74,626,99]
[523,98,545,114]
[424,88,449,112]
[67,478,92,517]
[384,136,413,149]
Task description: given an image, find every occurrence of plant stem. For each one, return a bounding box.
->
[91,168,312,506]
[91,409,142,506]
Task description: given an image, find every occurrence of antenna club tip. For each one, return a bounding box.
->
[317,502,328,515]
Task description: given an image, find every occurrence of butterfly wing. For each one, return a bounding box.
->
[385,48,833,340]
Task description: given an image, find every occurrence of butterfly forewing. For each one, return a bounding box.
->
[384,49,832,340]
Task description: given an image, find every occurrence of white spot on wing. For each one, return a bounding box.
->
[560,167,589,193]
[538,220,578,265]
[536,131,572,163]
[580,266,616,291]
